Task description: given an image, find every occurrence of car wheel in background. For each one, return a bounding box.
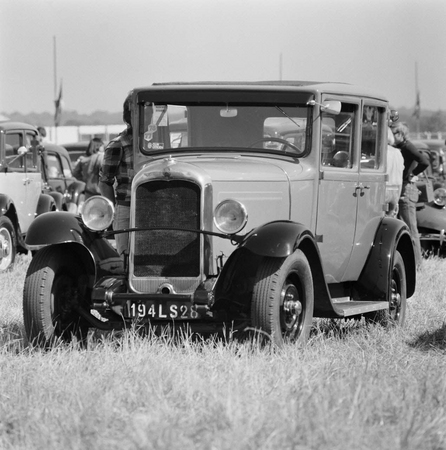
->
[0,216,16,272]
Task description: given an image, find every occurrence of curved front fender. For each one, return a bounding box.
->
[25,211,95,249]
[240,220,315,257]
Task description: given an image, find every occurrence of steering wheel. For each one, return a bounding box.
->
[249,137,302,154]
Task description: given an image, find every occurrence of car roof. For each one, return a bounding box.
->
[62,141,89,149]
[132,80,388,102]
[417,139,445,150]
[411,140,431,150]
[0,121,38,132]
[43,142,71,160]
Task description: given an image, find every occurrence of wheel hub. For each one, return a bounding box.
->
[0,234,10,259]
[282,284,303,333]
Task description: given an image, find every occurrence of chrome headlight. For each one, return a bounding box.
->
[81,196,115,231]
[214,199,248,234]
[434,188,446,207]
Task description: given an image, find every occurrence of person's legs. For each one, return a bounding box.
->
[114,204,130,256]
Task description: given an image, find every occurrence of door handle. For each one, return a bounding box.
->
[354,183,370,197]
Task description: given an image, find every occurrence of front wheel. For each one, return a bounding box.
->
[23,246,89,347]
[251,250,314,347]
[0,216,16,272]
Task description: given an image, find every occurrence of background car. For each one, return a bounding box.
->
[412,140,446,255]
[417,139,446,189]
[62,141,89,167]
[0,121,56,271]
[40,143,86,214]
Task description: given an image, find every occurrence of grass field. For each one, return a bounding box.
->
[1,254,446,450]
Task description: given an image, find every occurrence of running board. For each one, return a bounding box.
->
[333,301,388,317]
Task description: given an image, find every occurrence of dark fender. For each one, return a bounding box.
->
[355,216,416,300]
[68,180,86,204]
[25,211,121,280]
[48,191,64,211]
[26,211,90,247]
[240,220,316,257]
[213,221,333,317]
[36,193,56,215]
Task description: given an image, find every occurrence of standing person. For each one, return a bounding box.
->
[99,93,133,257]
[73,137,105,198]
[386,127,404,217]
[391,122,429,267]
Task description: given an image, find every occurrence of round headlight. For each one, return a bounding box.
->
[81,196,115,231]
[434,188,446,207]
[214,200,247,234]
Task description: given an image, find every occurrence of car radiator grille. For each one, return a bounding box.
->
[133,180,200,278]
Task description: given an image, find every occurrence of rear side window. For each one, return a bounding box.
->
[360,105,385,170]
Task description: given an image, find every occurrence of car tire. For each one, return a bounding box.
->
[0,216,16,272]
[251,250,314,347]
[23,246,89,348]
[365,250,407,327]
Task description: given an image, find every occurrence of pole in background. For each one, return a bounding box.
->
[413,62,421,135]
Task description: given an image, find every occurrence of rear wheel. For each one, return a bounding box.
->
[251,250,314,347]
[0,216,16,272]
[366,250,407,326]
[23,246,89,347]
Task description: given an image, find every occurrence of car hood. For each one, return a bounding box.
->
[139,154,303,182]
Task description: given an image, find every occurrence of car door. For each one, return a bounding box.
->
[343,102,388,280]
[315,97,360,283]
[3,129,42,233]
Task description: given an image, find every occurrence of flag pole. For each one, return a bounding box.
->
[414,62,420,136]
[53,36,58,143]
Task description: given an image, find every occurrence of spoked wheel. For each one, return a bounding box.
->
[251,250,314,347]
[0,216,16,272]
[23,246,90,348]
[365,250,407,326]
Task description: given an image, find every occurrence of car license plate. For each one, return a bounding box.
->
[127,301,198,320]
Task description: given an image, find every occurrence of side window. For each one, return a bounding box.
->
[5,133,24,170]
[61,155,73,178]
[321,103,356,168]
[26,132,39,172]
[46,153,63,178]
[360,105,380,169]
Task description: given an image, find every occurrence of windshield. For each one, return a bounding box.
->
[139,103,311,156]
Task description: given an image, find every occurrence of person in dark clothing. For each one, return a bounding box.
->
[391,122,429,267]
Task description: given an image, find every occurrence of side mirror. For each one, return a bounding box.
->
[17,146,29,156]
[321,101,342,115]
[307,100,341,115]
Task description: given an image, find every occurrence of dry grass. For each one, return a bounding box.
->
[1,255,446,449]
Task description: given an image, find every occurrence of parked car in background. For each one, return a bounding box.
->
[0,121,56,271]
[62,141,89,167]
[412,140,446,255]
[40,143,85,214]
[23,81,416,348]
[418,139,446,189]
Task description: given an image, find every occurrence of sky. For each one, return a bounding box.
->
[1,0,446,115]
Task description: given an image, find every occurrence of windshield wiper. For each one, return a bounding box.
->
[275,106,301,128]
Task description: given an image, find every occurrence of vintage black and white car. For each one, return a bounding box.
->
[23,81,416,347]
